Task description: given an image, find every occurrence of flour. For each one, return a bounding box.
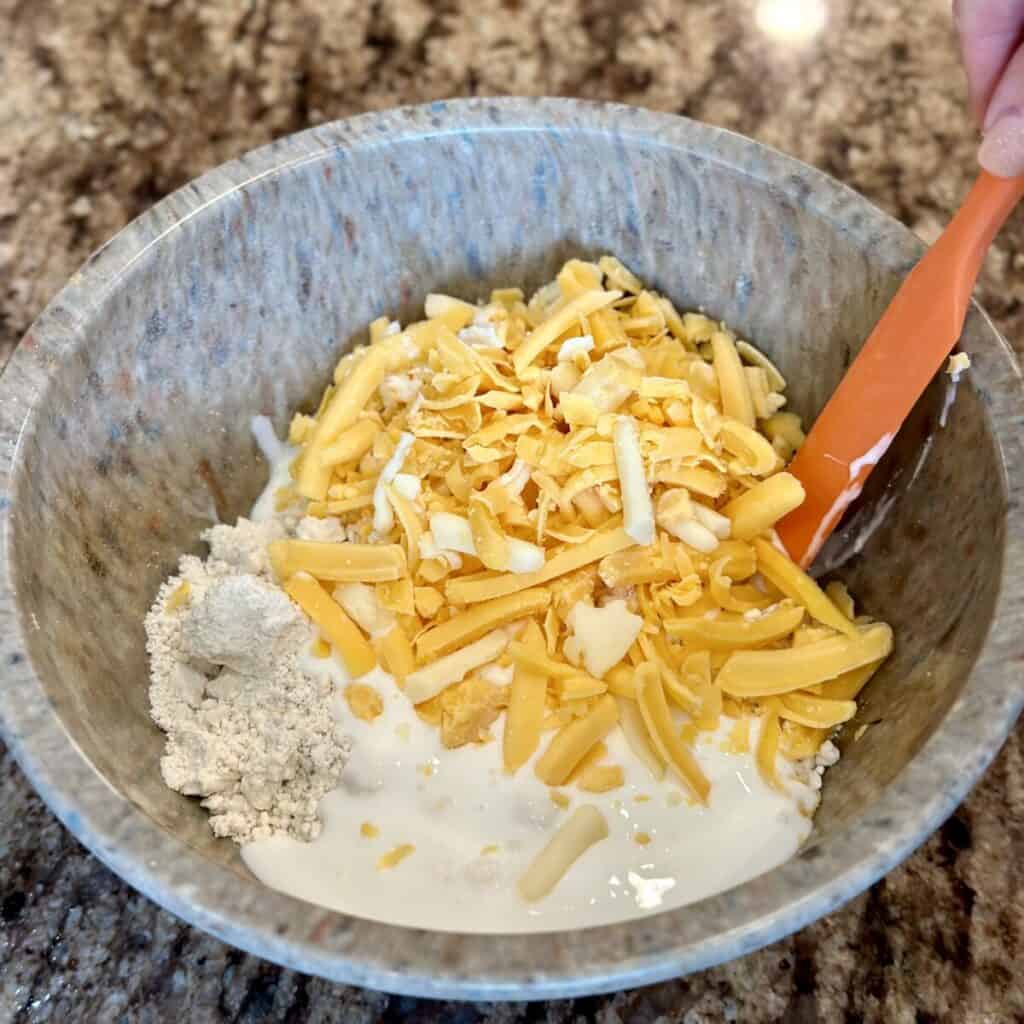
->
[204,516,286,575]
[146,516,352,844]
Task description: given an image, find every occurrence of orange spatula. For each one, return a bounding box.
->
[777,170,1024,568]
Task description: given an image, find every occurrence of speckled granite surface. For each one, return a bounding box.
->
[0,1,1022,1021]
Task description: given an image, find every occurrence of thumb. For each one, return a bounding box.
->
[955,0,1024,123]
[978,43,1024,177]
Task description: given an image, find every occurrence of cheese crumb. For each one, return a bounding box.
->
[380,373,421,409]
[166,581,192,611]
[345,683,384,723]
[459,323,503,348]
[565,599,643,678]
[377,844,415,870]
[557,334,595,362]
[946,352,970,376]
[440,675,506,748]
[815,740,841,768]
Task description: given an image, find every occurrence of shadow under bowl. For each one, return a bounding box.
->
[0,99,1021,999]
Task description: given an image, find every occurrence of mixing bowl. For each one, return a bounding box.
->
[0,99,1021,1000]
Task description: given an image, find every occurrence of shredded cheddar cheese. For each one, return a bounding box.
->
[269,256,894,901]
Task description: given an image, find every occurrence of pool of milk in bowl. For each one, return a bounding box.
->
[240,425,820,932]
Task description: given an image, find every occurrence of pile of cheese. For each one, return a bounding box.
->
[268,256,893,814]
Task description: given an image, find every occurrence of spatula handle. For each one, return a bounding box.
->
[946,171,1024,270]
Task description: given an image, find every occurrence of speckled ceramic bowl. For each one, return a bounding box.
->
[0,99,1021,999]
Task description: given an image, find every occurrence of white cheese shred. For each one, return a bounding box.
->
[613,415,655,545]
[372,432,415,536]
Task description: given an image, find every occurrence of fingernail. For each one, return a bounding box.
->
[979,106,1024,177]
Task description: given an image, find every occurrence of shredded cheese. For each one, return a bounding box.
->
[372,432,415,535]
[557,334,595,362]
[284,573,376,677]
[613,415,654,545]
[429,510,544,575]
[272,256,895,904]
[535,694,619,786]
[564,599,643,678]
[517,805,609,903]
[404,629,511,705]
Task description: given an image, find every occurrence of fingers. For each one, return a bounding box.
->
[954,0,1024,122]
[978,44,1024,175]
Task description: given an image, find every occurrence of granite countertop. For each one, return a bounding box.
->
[1,1,1022,1020]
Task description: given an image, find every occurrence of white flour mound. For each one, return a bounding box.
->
[146,516,351,843]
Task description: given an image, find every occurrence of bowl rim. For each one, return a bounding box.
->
[1,97,1022,1000]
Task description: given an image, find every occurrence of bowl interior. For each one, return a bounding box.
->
[7,116,1007,897]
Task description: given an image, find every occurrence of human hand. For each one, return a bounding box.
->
[956,0,1024,176]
